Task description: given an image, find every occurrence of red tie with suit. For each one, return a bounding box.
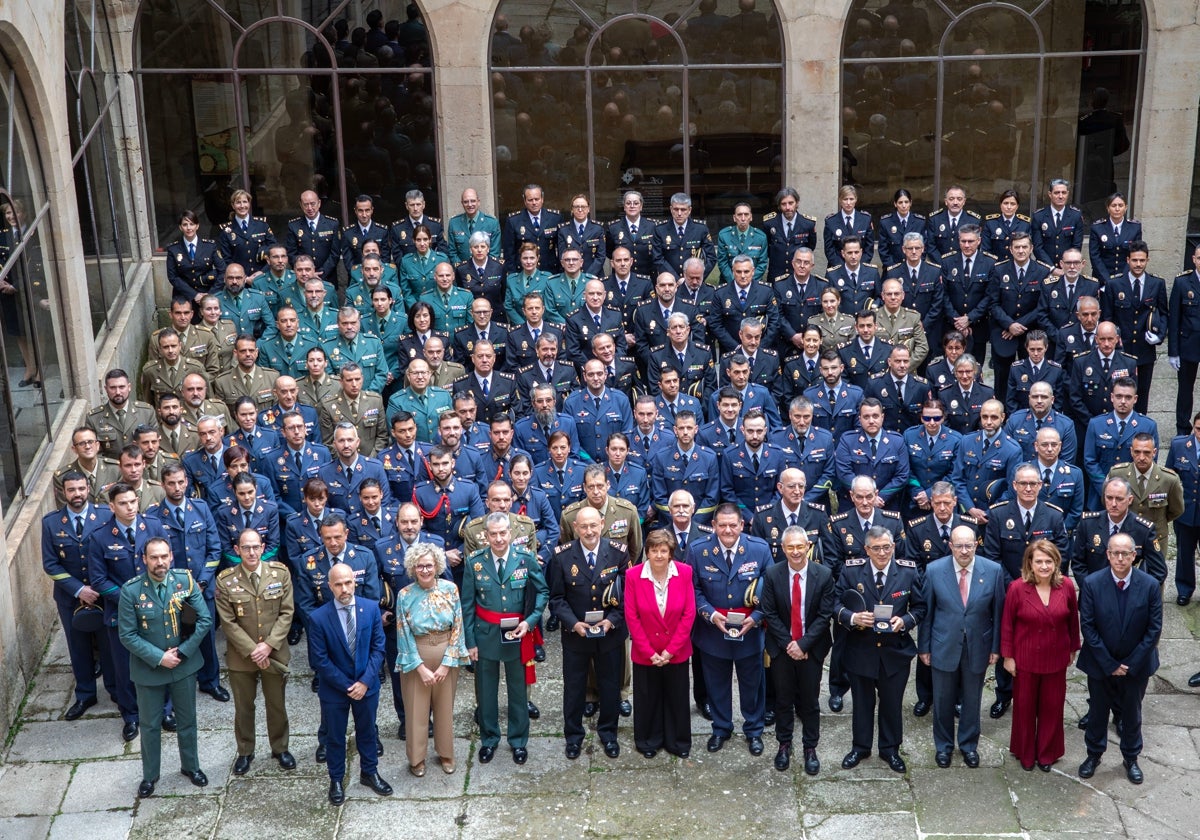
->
[791,572,804,639]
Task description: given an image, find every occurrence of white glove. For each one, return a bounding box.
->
[1144,330,1163,345]
[1169,356,1181,371]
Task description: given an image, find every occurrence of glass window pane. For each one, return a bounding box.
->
[843,1,952,58]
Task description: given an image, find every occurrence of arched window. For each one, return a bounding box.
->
[134,0,437,246]
[0,50,66,510]
[841,0,1144,222]
[490,0,784,225]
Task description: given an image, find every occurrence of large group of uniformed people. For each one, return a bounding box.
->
[39,172,1200,802]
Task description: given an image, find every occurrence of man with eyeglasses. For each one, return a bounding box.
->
[918,525,1005,769]
[1083,377,1157,508]
[54,427,120,505]
[1032,427,1085,538]
[1039,249,1098,335]
[1071,476,1166,586]
[1005,379,1077,462]
[1076,531,1162,786]
[835,526,925,774]
[982,463,1068,719]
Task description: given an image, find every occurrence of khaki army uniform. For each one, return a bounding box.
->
[149,324,222,380]
[53,457,119,506]
[460,511,539,557]
[181,399,234,434]
[874,305,930,368]
[140,357,209,406]
[86,401,158,460]
[214,560,294,757]
[143,452,181,484]
[297,374,339,409]
[1108,461,1186,543]
[158,424,200,459]
[559,495,643,562]
[431,361,467,389]
[318,389,389,457]
[213,364,280,413]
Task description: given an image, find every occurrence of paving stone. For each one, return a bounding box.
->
[0,815,52,840]
[1006,763,1120,833]
[804,811,918,838]
[801,777,914,814]
[1112,802,1196,840]
[466,736,591,795]
[7,719,133,763]
[129,794,221,840]
[463,793,590,839]
[369,736,469,799]
[0,763,72,817]
[213,777,340,838]
[910,767,1020,834]
[47,810,132,840]
[60,758,142,812]
[339,798,467,839]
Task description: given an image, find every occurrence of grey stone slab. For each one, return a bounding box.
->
[804,811,918,839]
[214,777,340,839]
[129,794,221,840]
[1139,724,1200,771]
[466,737,591,795]
[47,811,132,840]
[461,794,591,839]
[21,674,78,722]
[1113,802,1196,840]
[7,718,137,763]
[369,736,469,799]
[801,777,915,814]
[910,767,1021,834]
[1006,764,1120,833]
[60,758,142,812]
[0,816,52,840]
[0,762,72,816]
[339,798,467,840]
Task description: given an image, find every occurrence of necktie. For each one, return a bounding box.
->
[531,217,540,231]
[875,570,885,591]
[1066,284,1076,306]
[849,270,857,286]
[244,511,253,530]
[959,567,969,606]
[1102,357,1111,375]
[169,429,179,453]
[441,292,449,308]
[593,312,602,328]
[950,217,958,234]
[175,507,184,528]
[678,351,686,369]
[784,221,792,239]
[530,327,540,342]
[468,218,475,234]
[870,438,877,457]
[607,365,615,379]
[1004,217,1012,231]
[678,226,686,238]
[788,512,798,527]
[828,389,836,406]
[209,454,218,473]
[751,452,760,472]
[1054,211,1062,229]
[1017,266,1025,282]
[895,379,905,402]
[928,435,935,451]
[738,288,747,306]
[1086,332,1094,349]
[1118,419,1126,437]
[678,532,687,553]
[844,215,853,229]
[587,550,595,570]
[726,549,734,567]
[618,280,628,296]
[578,224,586,238]
[593,396,601,412]
[964,258,972,276]
[557,468,565,486]
[372,515,381,532]
[668,403,677,420]
[1111,523,1119,537]
[629,224,637,237]
[642,435,650,453]
[797,435,805,456]
[344,605,356,656]
[941,524,950,543]
[126,526,134,545]
[1113,225,1120,238]
[74,516,84,537]
[807,359,815,373]
[188,242,195,261]
[662,308,671,322]
[156,582,166,602]
[1042,467,1052,485]
[728,428,736,444]
[791,572,804,639]
[405,449,414,471]
[479,330,487,343]
[362,227,370,239]
[1024,510,1032,535]
[481,378,489,397]
[1138,473,1147,496]
[910,268,918,285]
[1117,579,1126,591]
[294,450,303,473]
[1133,277,1142,300]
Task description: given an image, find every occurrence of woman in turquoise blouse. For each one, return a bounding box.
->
[395,542,469,776]
[399,225,441,310]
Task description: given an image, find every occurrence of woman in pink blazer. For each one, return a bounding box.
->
[624,529,696,758]
[1001,540,1081,771]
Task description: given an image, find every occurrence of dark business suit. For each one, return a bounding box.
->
[760,560,835,749]
[1077,567,1161,761]
[917,555,1005,755]
[307,597,386,782]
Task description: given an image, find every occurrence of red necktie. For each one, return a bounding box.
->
[790,572,804,640]
[959,567,969,606]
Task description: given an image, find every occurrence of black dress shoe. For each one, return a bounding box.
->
[398,720,406,740]
[273,751,296,770]
[1037,762,1052,772]
[828,694,844,713]
[962,750,980,768]
[1124,759,1143,784]
[545,615,560,631]
[315,745,326,763]
[584,701,598,717]
[565,743,581,759]
[1189,672,1200,688]
[936,751,951,768]
[478,745,495,763]
[640,749,657,759]
[122,722,139,742]
[64,698,97,721]
[700,702,713,721]
[912,700,931,717]
[233,754,253,775]
[1178,595,1191,606]
[181,769,208,787]
[804,747,820,776]
[512,747,528,765]
[1077,712,1090,729]
[747,735,764,756]
[137,780,155,798]
[603,741,620,758]
[534,644,546,663]
[774,742,792,771]
[311,675,320,693]
[328,780,345,806]
[162,714,177,732]
[841,749,869,769]
[883,753,907,773]
[620,699,632,717]
[706,733,729,753]
[287,625,303,645]
[202,685,231,702]
[527,701,540,720]
[1078,755,1100,778]
[763,709,776,726]
[464,662,475,674]
[989,699,1011,719]
[360,772,393,795]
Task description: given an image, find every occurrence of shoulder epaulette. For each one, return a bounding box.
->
[289,216,303,223]
[609,540,629,554]
[562,499,585,515]
[868,370,887,379]
[982,251,1000,260]
[806,501,826,512]
[554,543,570,554]
[1043,275,1060,284]
[800,213,817,223]
[1046,503,1064,513]
[940,250,957,260]
[217,566,238,581]
[961,514,978,524]
[845,556,867,566]
[824,212,840,220]
[985,213,1001,221]
[908,515,928,526]
[1081,510,1102,519]
[896,557,917,567]
[495,371,515,381]
[1017,214,1031,222]
[1092,218,1108,225]
[1134,514,1155,529]
[831,512,850,522]
[880,510,901,520]
[762,211,778,222]
[1036,260,1054,270]
[989,500,1008,509]
[507,210,523,218]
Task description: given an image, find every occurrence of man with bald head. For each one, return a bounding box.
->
[285,190,341,281]
[564,278,626,366]
[1066,320,1138,442]
[258,375,320,442]
[446,187,502,265]
[1004,379,1077,462]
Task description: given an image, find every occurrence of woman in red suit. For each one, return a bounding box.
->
[1001,540,1081,771]
[624,529,696,758]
